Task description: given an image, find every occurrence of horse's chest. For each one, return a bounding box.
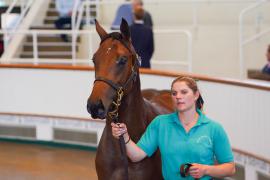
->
[96,145,162,180]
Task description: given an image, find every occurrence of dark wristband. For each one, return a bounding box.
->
[125,136,131,144]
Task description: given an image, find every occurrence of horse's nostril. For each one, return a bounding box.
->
[87,100,106,119]
[97,108,105,117]
[86,103,92,115]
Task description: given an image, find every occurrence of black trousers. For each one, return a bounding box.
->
[54,16,71,41]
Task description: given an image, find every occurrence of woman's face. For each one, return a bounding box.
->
[171,81,199,112]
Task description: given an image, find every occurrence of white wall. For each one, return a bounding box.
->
[0,68,93,117]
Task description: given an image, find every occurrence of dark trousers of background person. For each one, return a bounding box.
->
[54,16,71,42]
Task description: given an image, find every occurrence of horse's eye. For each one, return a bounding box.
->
[117,56,128,65]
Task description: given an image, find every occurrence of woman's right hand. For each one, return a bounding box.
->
[111,122,129,140]
[111,122,147,162]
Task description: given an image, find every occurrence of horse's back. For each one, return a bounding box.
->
[142,89,174,115]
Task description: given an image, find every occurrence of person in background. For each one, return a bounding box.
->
[262,44,270,74]
[54,0,75,42]
[130,6,154,68]
[111,0,153,30]
[132,0,153,28]
[111,76,236,180]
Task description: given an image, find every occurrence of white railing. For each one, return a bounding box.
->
[239,0,270,79]
[0,29,192,71]
[0,29,93,65]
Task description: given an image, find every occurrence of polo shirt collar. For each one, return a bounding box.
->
[171,109,210,127]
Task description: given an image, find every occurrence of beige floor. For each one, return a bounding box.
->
[0,141,97,180]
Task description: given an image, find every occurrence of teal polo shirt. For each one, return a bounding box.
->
[137,109,234,180]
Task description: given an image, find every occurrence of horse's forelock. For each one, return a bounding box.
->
[101,32,123,44]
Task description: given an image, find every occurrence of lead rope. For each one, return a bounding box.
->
[108,87,129,180]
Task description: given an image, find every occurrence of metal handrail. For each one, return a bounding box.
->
[3,0,33,49]
[4,0,33,30]
[12,0,33,31]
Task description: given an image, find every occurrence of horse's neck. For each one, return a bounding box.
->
[118,78,147,140]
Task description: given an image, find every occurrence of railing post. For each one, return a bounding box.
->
[32,31,38,65]
[3,32,9,59]
[94,0,100,20]
[86,0,90,26]
[88,31,93,66]
[72,0,80,30]
[72,31,76,65]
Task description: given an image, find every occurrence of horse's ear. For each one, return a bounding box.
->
[120,18,131,41]
[95,19,107,39]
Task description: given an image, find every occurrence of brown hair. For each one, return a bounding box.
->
[171,76,204,110]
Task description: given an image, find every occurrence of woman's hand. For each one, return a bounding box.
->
[111,122,129,141]
[188,163,207,179]
[111,123,147,162]
[189,162,235,178]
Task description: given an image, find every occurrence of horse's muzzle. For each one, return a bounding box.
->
[87,99,106,119]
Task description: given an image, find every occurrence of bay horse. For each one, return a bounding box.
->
[87,19,173,180]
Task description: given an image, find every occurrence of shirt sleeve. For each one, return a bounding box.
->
[213,123,234,163]
[137,117,160,157]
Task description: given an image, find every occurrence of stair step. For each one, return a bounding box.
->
[44,19,56,24]
[30,25,57,30]
[44,14,97,25]
[24,42,76,46]
[20,54,73,59]
[49,2,55,8]
[46,7,96,17]
[20,51,73,59]
[45,16,58,21]
[23,45,78,52]
[26,35,81,43]
[47,10,58,17]
[48,7,97,12]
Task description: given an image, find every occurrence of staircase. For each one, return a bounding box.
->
[19,0,96,61]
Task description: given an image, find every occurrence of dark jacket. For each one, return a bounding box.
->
[143,11,153,29]
[130,23,154,68]
[262,64,270,74]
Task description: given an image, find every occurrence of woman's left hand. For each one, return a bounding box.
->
[188,163,208,179]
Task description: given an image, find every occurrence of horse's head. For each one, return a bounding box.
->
[87,19,140,119]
